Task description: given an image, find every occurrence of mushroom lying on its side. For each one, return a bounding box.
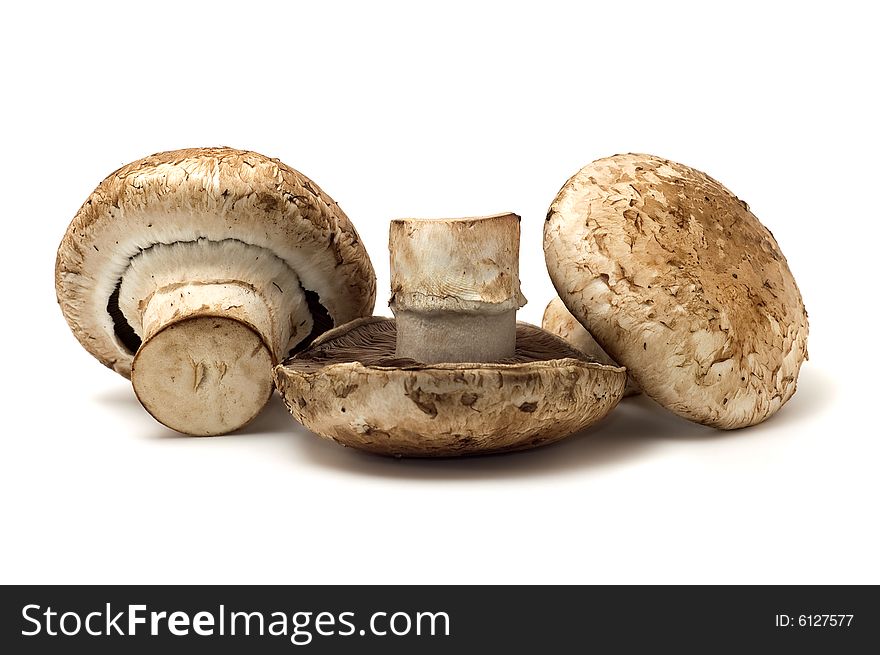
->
[275,213,625,457]
[56,147,376,436]
[544,153,808,429]
[542,297,640,397]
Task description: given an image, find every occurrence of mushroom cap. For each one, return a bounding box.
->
[544,153,808,429]
[56,147,376,377]
[542,297,640,397]
[274,317,626,457]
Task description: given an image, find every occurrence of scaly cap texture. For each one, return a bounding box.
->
[544,153,808,428]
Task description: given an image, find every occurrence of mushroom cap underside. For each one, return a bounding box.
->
[544,153,809,429]
[274,317,626,457]
[56,146,376,377]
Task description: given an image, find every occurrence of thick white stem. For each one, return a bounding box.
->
[140,282,277,355]
[389,213,525,364]
[117,240,312,435]
[131,282,278,436]
[394,309,517,363]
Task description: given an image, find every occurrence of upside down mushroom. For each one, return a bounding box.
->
[56,147,376,436]
[275,213,625,457]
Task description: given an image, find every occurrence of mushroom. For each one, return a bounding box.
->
[544,153,808,429]
[56,147,376,436]
[542,297,640,397]
[275,213,625,457]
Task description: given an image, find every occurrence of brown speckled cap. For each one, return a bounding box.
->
[274,317,626,457]
[544,153,808,429]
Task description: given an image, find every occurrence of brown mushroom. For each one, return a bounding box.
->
[544,153,808,429]
[275,213,625,457]
[56,147,376,436]
[542,297,640,397]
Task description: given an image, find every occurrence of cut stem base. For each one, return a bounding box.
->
[132,315,273,436]
[131,282,277,435]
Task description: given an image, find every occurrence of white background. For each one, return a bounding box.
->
[1,1,877,584]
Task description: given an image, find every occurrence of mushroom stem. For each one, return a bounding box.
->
[138,282,278,356]
[389,213,526,364]
[131,282,285,435]
[394,310,517,363]
[115,239,312,435]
